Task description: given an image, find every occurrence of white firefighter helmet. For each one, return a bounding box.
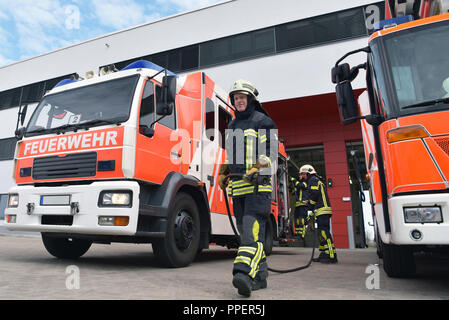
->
[229,79,259,105]
[299,164,316,175]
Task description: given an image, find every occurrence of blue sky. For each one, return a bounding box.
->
[0,0,222,67]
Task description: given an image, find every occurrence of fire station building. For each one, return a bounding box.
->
[0,0,385,248]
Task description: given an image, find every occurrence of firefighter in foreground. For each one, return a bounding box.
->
[218,79,277,297]
[300,164,338,263]
[289,175,309,239]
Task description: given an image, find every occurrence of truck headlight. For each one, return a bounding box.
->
[404,207,442,223]
[8,194,19,208]
[99,191,132,207]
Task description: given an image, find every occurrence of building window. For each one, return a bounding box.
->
[276,7,367,53]
[0,137,17,161]
[287,145,326,182]
[200,28,275,68]
[0,74,74,111]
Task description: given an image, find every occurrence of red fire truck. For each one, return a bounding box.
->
[4,60,291,267]
[332,0,449,277]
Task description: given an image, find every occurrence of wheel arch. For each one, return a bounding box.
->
[139,171,211,247]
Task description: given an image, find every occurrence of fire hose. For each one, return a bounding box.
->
[222,173,317,274]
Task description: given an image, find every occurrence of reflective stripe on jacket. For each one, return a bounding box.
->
[307,174,332,216]
[225,103,277,197]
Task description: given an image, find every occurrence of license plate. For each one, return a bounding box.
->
[40,195,71,206]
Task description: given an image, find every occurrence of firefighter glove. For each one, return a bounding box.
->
[243,167,259,184]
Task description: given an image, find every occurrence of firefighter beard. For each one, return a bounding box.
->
[232,193,270,284]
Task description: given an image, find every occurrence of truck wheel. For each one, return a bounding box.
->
[42,233,92,259]
[264,218,274,256]
[381,239,416,278]
[152,192,200,268]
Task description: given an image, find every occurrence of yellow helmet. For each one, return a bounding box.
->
[229,79,259,105]
[299,164,316,175]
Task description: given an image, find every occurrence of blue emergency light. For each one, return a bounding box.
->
[121,60,177,77]
[54,78,78,88]
[373,15,414,32]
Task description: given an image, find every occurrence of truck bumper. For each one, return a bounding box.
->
[4,181,143,236]
[388,193,449,245]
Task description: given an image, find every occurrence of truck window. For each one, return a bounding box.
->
[139,80,155,127]
[205,98,215,141]
[156,85,176,130]
[26,75,139,136]
[218,106,232,148]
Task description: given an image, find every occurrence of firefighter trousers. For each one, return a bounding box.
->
[316,214,337,259]
[294,205,308,238]
[232,192,270,281]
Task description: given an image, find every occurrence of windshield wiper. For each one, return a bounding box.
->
[402,97,449,110]
[26,124,78,135]
[26,128,51,135]
[75,117,125,130]
[26,117,126,136]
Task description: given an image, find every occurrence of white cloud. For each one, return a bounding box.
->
[92,0,151,29]
[0,0,67,58]
[5,0,63,28]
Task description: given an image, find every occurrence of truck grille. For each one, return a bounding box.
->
[33,152,97,180]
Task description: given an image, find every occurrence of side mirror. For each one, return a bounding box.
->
[331,63,351,84]
[157,75,176,116]
[335,81,358,125]
[139,125,155,138]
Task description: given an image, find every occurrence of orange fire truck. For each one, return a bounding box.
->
[332,0,449,277]
[4,61,291,267]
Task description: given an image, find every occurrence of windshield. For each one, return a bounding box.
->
[26,75,139,136]
[382,21,449,114]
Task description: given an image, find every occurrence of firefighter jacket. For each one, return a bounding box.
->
[290,177,308,207]
[225,102,278,197]
[307,174,332,216]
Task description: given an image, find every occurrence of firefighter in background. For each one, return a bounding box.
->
[218,79,277,297]
[289,175,309,239]
[299,164,338,264]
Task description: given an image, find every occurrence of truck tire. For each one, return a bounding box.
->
[42,233,92,259]
[264,217,274,256]
[381,239,416,278]
[152,192,200,268]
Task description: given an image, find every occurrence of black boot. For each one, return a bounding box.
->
[319,253,338,264]
[312,252,326,262]
[251,278,267,291]
[232,273,252,297]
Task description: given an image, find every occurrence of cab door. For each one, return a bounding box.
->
[135,78,180,184]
